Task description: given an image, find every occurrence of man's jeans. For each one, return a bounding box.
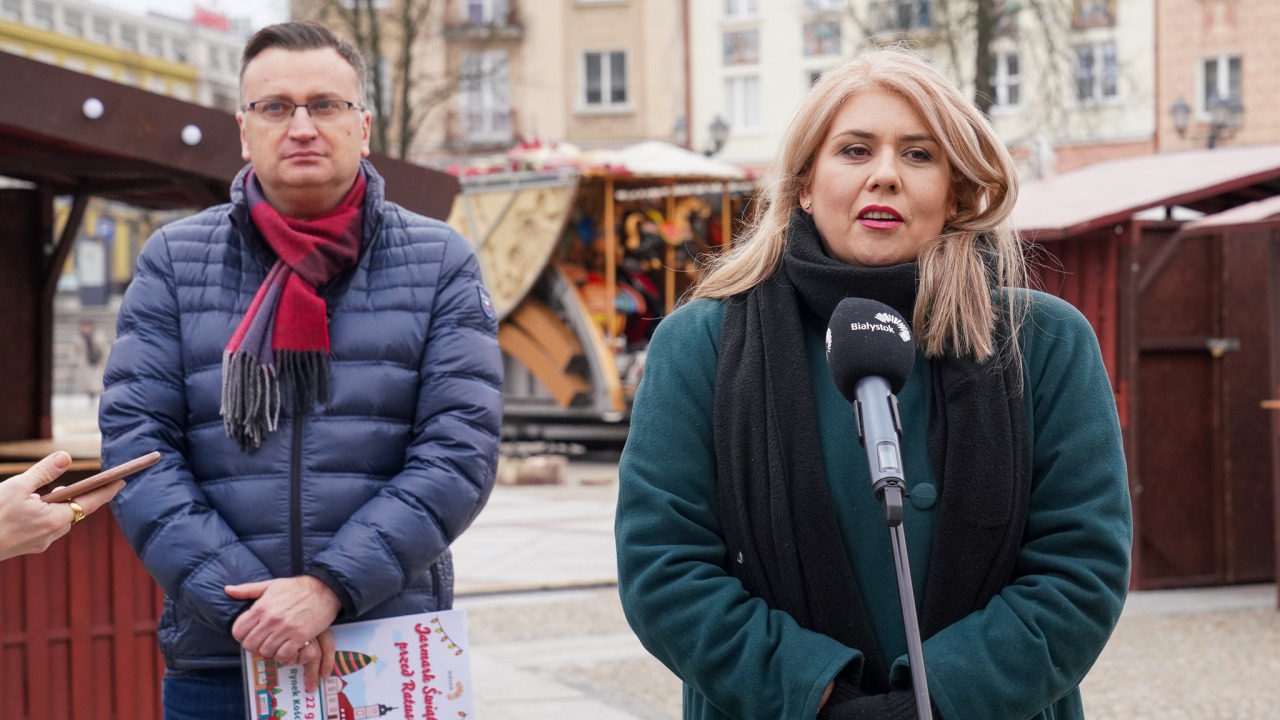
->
[162,668,245,720]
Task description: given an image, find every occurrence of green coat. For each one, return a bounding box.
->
[615,290,1132,720]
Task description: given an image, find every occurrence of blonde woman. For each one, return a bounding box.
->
[615,48,1131,720]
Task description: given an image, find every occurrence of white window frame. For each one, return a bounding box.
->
[806,0,843,10]
[0,0,21,23]
[990,48,1020,110]
[63,9,85,36]
[1199,54,1241,117]
[91,16,111,44]
[119,24,139,52]
[723,29,760,65]
[461,50,511,143]
[1073,40,1118,105]
[31,1,53,29]
[724,74,762,135]
[578,50,631,112]
[802,19,841,57]
[145,32,164,58]
[725,0,759,20]
[463,0,509,23]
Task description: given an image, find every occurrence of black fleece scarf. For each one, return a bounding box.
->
[714,210,1031,705]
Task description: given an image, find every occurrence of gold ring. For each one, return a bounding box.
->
[67,501,86,526]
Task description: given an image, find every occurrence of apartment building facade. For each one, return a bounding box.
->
[690,0,1157,178]
[0,0,248,111]
[295,0,687,165]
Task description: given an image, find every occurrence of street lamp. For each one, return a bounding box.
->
[1171,94,1243,149]
[705,115,730,156]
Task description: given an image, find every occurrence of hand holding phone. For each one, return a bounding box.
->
[41,451,161,504]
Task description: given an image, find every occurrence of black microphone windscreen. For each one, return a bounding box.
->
[826,297,917,400]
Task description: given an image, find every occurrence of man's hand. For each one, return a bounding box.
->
[225,575,341,665]
[297,628,337,692]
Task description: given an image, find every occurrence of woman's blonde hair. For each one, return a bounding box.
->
[694,46,1026,363]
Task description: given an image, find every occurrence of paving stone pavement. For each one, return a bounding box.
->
[453,462,1280,719]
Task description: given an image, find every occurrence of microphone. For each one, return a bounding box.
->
[825,297,916,525]
[825,297,933,720]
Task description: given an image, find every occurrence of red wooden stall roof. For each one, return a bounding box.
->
[1014,145,1280,239]
[1180,194,1280,236]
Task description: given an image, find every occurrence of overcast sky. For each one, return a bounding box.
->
[85,0,290,34]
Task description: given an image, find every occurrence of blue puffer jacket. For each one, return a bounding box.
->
[100,161,503,671]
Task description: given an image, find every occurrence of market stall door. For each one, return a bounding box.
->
[1136,228,1275,588]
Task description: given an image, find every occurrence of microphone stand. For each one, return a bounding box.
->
[854,386,932,720]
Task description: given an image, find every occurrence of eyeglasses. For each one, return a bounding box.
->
[242,99,364,123]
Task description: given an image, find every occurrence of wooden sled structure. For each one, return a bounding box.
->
[447,141,755,442]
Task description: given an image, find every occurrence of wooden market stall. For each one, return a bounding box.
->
[1175,196,1280,606]
[448,141,755,442]
[1013,145,1280,591]
[0,52,458,720]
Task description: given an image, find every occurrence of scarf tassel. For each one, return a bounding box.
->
[221,349,330,451]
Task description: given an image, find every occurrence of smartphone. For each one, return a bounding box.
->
[41,451,162,504]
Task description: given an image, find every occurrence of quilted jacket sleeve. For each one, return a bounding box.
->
[307,225,503,617]
[102,227,274,634]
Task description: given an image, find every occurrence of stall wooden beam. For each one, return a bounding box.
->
[666,186,676,314]
[722,183,732,251]
[604,177,616,344]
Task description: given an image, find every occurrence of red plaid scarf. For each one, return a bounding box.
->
[221,170,366,451]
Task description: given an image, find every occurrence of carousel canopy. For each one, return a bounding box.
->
[501,139,749,182]
[590,141,749,181]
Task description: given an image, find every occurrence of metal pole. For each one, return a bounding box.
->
[883,488,932,720]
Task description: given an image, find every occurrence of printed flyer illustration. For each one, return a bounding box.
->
[242,609,472,720]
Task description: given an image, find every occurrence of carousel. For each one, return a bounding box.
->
[447,140,756,439]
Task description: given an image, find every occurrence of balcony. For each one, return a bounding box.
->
[444,3,524,40]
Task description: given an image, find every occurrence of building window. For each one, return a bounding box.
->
[724,0,758,19]
[723,30,759,65]
[991,49,1020,108]
[1074,41,1117,103]
[32,1,53,29]
[1201,55,1241,112]
[868,0,931,34]
[64,9,85,35]
[0,0,20,22]
[461,50,510,143]
[1071,0,1115,28]
[91,16,111,44]
[119,25,138,52]
[803,21,840,57]
[146,32,164,57]
[172,39,189,63]
[806,0,843,9]
[582,51,628,109]
[464,0,508,24]
[375,55,393,114]
[725,75,761,133]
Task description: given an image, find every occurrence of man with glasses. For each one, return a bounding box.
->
[99,21,502,719]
